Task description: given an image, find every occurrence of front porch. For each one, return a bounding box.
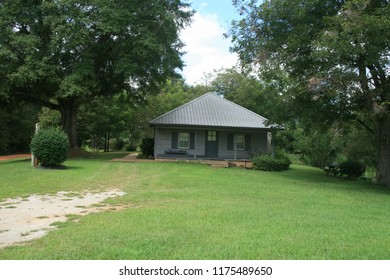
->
[111,153,254,169]
[154,158,254,169]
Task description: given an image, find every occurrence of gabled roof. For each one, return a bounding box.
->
[150,92,273,129]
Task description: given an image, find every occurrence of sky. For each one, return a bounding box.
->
[180,0,241,85]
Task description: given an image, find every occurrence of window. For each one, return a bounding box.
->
[235,134,245,150]
[178,132,190,149]
[207,131,217,141]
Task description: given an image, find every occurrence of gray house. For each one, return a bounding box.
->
[150,92,276,160]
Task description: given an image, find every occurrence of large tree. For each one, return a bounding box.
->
[231,0,390,186]
[0,0,192,148]
[210,67,275,116]
[0,100,40,154]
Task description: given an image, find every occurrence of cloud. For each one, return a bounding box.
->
[180,12,238,85]
[200,2,208,9]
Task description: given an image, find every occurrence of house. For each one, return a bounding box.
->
[149,92,278,160]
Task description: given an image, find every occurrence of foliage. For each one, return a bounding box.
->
[276,123,377,169]
[0,101,40,155]
[138,138,154,159]
[338,160,366,179]
[77,94,134,150]
[231,0,390,186]
[343,126,377,167]
[293,126,346,168]
[252,150,291,171]
[30,127,69,167]
[0,1,193,148]
[210,67,273,117]
[38,108,61,128]
[74,79,203,151]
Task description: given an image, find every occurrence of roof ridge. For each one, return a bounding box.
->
[150,92,215,123]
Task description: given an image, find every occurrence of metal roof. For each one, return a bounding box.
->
[150,92,273,129]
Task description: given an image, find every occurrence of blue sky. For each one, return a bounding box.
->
[191,0,241,25]
[180,0,241,85]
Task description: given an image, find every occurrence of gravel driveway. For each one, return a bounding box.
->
[0,190,126,249]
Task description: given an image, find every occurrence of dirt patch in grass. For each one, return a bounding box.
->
[0,190,126,249]
[0,154,31,161]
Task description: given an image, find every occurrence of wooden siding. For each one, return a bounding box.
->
[218,131,268,159]
[154,127,205,158]
[154,127,270,159]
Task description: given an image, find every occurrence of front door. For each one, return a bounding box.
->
[206,130,218,158]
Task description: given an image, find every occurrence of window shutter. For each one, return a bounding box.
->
[245,134,251,151]
[171,132,178,149]
[227,133,234,150]
[190,132,195,149]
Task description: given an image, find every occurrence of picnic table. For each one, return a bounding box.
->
[324,163,340,176]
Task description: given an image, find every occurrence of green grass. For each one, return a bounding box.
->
[1,154,390,259]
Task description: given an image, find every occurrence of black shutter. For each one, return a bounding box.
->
[171,132,178,149]
[227,133,234,150]
[245,134,251,151]
[190,132,195,149]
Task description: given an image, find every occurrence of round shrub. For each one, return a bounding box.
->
[30,127,70,167]
[252,151,291,171]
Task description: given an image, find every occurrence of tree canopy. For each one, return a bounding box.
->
[231,0,390,186]
[0,0,192,148]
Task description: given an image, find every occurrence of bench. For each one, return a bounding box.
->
[165,149,188,155]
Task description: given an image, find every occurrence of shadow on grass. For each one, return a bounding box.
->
[0,159,84,171]
[63,165,84,170]
[0,158,31,165]
[70,152,130,161]
[35,165,84,170]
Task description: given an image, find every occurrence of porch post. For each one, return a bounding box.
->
[194,130,197,159]
[153,126,156,159]
[233,134,237,160]
[272,131,275,158]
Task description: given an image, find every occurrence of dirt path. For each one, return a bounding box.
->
[0,154,31,161]
[110,152,154,162]
[0,190,126,249]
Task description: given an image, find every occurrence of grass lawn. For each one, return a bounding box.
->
[1,153,390,259]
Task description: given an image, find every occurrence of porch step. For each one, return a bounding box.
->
[210,161,229,168]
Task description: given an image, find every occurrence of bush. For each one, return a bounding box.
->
[30,127,70,167]
[338,160,365,179]
[138,138,154,159]
[125,144,137,152]
[252,151,291,171]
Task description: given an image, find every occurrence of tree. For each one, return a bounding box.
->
[76,79,199,151]
[127,79,202,143]
[231,0,390,186]
[0,100,40,155]
[0,0,192,149]
[77,94,133,151]
[210,67,275,117]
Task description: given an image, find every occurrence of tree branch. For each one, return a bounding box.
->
[15,92,60,110]
[355,118,376,135]
[367,64,381,88]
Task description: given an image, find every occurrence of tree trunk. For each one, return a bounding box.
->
[59,98,80,149]
[376,113,390,187]
[104,131,110,152]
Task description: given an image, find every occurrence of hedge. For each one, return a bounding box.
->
[252,151,291,171]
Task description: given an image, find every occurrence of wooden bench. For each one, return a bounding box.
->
[165,149,188,155]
